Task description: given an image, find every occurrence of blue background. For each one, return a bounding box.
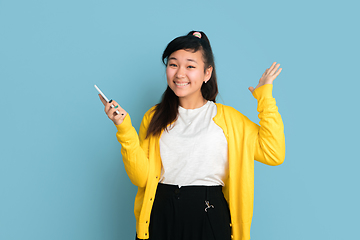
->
[1,0,359,239]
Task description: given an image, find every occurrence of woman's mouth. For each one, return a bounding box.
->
[175,82,190,86]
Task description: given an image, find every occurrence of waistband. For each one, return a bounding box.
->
[156,183,223,198]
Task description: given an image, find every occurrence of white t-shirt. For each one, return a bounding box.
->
[159,101,228,187]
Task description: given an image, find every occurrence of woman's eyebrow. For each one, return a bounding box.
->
[168,57,197,64]
[187,59,197,64]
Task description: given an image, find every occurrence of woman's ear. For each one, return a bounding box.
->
[204,66,213,82]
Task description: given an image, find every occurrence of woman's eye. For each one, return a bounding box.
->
[187,65,195,69]
[169,63,177,67]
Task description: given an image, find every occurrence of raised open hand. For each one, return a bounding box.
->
[99,94,127,125]
[249,62,282,93]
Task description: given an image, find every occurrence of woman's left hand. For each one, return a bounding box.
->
[248,62,282,93]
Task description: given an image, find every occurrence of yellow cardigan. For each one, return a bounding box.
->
[115,84,285,240]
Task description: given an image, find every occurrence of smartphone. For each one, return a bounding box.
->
[94,85,120,114]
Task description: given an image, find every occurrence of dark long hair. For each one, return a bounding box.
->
[146,31,218,138]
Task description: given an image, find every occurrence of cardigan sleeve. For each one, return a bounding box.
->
[252,84,285,166]
[114,107,154,187]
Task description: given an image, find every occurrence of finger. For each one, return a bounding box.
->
[262,68,269,77]
[266,62,276,74]
[248,86,255,93]
[107,106,122,119]
[270,63,280,75]
[113,110,127,119]
[113,105,125,116]
[109,100,121,110]
[274,68,282,77]
[105,99,120,112]
[112,111,127,125]
[106,102,119,115]
[107,100,126,117]
[269,62,277,70]
[104,101,112,113]
[109,108,127,125]
[99,94,107,105]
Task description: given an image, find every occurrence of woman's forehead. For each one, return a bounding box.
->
[168,49,203,62]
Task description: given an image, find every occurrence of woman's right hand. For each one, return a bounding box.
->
[98,94,127,125]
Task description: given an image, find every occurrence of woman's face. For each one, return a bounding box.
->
[166,49,212,103]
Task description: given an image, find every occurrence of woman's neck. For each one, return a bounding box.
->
[179,96,207,109]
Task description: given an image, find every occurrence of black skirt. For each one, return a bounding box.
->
[136,183,231,240]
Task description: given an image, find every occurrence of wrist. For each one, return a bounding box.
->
[253,84,273,99]
[115,114,131,131]
[114,119,124,125]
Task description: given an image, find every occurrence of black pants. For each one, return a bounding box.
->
[136,183,231,240]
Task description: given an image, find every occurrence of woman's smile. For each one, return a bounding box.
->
[174,82,190,87]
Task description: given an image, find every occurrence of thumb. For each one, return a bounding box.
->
[99,94,107,105]
[248,86,255,93]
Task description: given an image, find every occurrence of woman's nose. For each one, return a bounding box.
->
[176,67,186,78]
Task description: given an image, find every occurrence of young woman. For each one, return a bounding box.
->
[98,31,285,240]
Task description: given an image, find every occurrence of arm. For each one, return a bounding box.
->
[253,84,285,165]
[98,94,152,187]
[115,112,151,187]
[250,62,285,165]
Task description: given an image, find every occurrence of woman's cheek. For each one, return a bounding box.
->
[166,68,175,80]
[188,70,201,81]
